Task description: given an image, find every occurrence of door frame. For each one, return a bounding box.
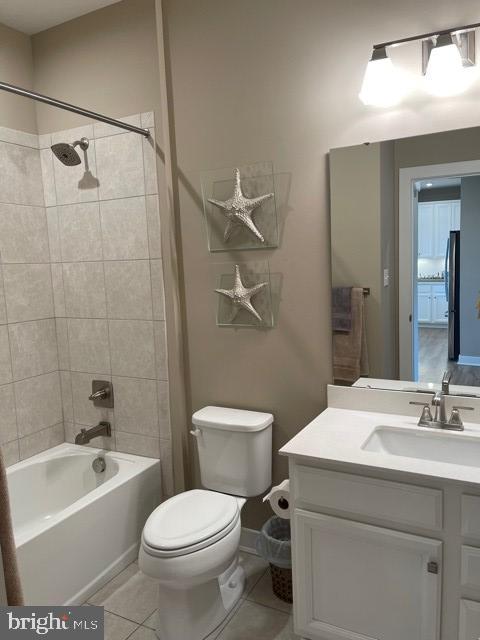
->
[399,160,480,381]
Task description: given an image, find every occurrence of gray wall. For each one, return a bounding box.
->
[459,177,480,359]
[0,23,37,133]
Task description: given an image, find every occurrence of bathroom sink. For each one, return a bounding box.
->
[362,426,480,468]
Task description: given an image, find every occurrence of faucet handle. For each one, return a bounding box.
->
[448,405,474,430]
[409,401,433,426]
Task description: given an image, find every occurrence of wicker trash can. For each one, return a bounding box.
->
[255,516,292,604]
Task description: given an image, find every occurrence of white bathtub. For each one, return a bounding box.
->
[7,443,161,605]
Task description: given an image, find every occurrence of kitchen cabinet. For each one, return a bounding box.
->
[418,283,447,326]
[418,200,460,259]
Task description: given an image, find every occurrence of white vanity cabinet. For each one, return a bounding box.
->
[291,466,442,640]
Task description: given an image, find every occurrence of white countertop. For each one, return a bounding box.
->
[280,399,480,485]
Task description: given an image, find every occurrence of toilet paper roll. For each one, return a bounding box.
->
[263,479,290,519]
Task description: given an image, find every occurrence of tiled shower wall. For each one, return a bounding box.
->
[0,128,63,467]
[0,114,173,496]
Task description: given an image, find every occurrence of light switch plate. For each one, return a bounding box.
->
[383,269,390,287]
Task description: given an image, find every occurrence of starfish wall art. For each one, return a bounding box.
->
[215,264,269,324]
[208,168,274,244]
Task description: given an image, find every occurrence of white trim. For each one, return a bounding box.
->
[458,355,480,367]
[239,527,260,555]
[399,160,480,381]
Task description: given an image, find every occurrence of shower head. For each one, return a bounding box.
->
[51,137,89,166]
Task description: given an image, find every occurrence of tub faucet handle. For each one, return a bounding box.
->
[89,380,114,408]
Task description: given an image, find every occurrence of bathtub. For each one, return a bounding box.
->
[7,443,161,605]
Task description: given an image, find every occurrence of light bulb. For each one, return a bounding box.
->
[359,47,405,107]
[425,33,473,96]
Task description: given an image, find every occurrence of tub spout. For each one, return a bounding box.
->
[75,421,111,445]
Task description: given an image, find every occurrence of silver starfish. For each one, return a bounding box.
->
[215,265,268,322]
[208,168,274,243]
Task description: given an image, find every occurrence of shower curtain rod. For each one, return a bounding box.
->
[0,81,150,137]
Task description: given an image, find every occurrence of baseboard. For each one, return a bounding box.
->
[239,527,260,554]
[458,355,480,367]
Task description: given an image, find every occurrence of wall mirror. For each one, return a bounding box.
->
[330,126,480,392]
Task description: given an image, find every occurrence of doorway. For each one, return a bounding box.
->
[399,160,480,385]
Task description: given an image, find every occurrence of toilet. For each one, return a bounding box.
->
[139,406,273,640]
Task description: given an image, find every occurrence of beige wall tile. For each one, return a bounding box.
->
[1,440,19,467]
[100,197,149,260]
[68,318,110,374]
[51,263,66,317]
[40,148,56,207]
[113,376,158,436]
[0,326,13,385]
[115,431,159,458]
[0,142,44,206]
[59,370,73,422]
[0,204,49,263]
[9,319,58,380]
[150,260,165,321]
[19,422,64,461]
[3,264,54,323]
[108,319,155,378]
[63,262,106,318]
[96,132,144,200]
[0,268,6,325]
[58,202,103,262]
[46,207,61,262]
[145,195,162,259]
[55,318,70,369]
[143,131,158,195]
[105,260,153,320]
[0,384,17,445]
[15,371,62,437]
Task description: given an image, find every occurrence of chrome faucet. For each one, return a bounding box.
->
[410,370,474,431]
[75,421,111,445]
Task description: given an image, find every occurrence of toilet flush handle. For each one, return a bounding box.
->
[190,428,202,438]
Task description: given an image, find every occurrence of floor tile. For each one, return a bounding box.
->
[142,610,157,630]
[127,626,157,640]
[88,563,157,623]
[247,570,292,614]
[103,611,138,640]
[216,601,299,639]
[238,551,268,596]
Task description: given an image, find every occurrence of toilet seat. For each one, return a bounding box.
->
[142,489,240,558]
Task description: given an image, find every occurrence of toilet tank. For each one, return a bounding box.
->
[192,406,273,497]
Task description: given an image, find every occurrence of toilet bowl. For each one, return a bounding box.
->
[139,406,273,640]
[139,490,246,640]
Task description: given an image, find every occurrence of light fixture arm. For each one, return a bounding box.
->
[372,20,480,51]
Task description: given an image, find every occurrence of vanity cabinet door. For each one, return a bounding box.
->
[293,510,442,640]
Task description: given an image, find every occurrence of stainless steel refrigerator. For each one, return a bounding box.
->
[445,230,460,360]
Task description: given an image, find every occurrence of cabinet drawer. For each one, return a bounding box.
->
[459,599,480,640]
[462,495,480,538]
[294,466,443,530]
[461,546,480,591]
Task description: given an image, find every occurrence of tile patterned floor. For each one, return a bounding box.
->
[86,551,300,639]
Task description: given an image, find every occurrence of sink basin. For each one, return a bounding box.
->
[362,426,480,468]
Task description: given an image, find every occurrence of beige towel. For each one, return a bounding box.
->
[333,287,369,384]
[0,449,23,605]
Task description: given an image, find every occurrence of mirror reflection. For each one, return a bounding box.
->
[330,127,480,390]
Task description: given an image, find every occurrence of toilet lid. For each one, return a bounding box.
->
[143,489,239,552]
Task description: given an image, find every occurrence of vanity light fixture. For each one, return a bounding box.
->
[359,46,406,107]
[361,21,479,107]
